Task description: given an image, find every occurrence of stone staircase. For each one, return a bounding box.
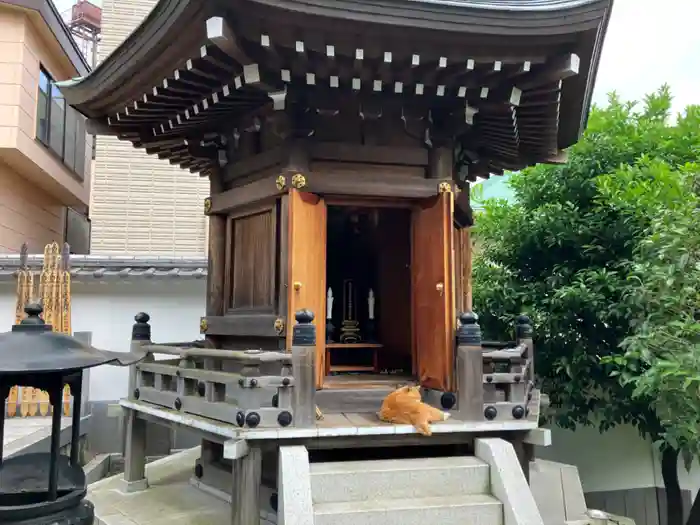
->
[277,438,544,525]
[309,456,503,525]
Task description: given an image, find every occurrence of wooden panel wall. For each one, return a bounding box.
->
[312,110,424,147]
[225,202,278,313]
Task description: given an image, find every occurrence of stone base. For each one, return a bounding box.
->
[115,477,149,493]
[89,448,273,525]
[8,500,95,525]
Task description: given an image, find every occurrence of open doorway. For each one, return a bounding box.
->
[323,204,413,388]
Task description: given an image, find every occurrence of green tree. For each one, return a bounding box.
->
[604,156,700,522]
[472,87,700,524]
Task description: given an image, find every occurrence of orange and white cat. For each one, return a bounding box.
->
[378,385,451,436]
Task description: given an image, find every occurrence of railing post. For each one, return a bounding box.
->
[291,309,316,427]
[120,312,152,493]
[128,313,152,398]
[515,314,534,382]
[456,312,484,420]
[515,314,535,481]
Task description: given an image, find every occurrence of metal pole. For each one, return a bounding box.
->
[0,384,7,465]
[69,372,83,466]
[48,382,63,501]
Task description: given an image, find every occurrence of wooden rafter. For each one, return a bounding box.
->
[95,23,584,176]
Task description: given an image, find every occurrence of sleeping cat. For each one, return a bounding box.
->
[378,385,451,436]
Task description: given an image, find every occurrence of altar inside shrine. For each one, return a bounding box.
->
[324,205,412,380]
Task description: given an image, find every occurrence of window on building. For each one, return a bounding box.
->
[37,69,50,142]
[36,67,88,180]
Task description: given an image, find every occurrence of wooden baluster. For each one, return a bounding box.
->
[515,314,534,383]
[277,364,293,410]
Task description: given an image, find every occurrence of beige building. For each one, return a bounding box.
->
[0,0,92,254]
[91,0,208,255]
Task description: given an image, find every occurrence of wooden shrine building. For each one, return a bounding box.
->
[58,2,614,524]
[60,0,611,395]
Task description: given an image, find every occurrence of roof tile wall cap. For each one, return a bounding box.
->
[0,254,208,268]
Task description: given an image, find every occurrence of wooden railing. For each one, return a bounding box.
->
[127,310,318,429]
[453,312,540,423]
[126,309,539,427]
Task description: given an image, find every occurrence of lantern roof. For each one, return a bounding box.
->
[0,304,146,376]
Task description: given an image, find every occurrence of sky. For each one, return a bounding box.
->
[592,0,700,116]
[54,0,699,114]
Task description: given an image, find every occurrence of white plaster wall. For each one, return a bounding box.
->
[538,424,659,493]
[0,279,205,401]
[539,424,700,500]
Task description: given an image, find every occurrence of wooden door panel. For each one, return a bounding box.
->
[412,192,455,391]
[286,189,327,388]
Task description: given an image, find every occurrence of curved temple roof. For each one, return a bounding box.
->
[59,0,613,178]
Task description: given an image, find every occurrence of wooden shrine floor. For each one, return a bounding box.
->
[235,411,538,441]
[317,373,413,414]
[322,373,415,390]
[121,399,538,448]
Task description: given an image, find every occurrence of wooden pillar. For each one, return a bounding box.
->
[231,446,262,525]
[286,137,310,175]
[207,168,226,318]
[511,433,534,483]
[454,225,473,314]
[428,146,454,179]
[456,312,483,420]
[203,170,227,479]
[121,408,148,492]
[464,228,473,311]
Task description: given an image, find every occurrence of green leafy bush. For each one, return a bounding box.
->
[472,87,700,522]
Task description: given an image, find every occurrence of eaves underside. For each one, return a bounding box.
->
[55,0,612,178]
[59,0,612,114]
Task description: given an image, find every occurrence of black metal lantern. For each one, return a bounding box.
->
[0,303,147,525]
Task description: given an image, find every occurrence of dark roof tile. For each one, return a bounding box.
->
[0,254,208,282]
